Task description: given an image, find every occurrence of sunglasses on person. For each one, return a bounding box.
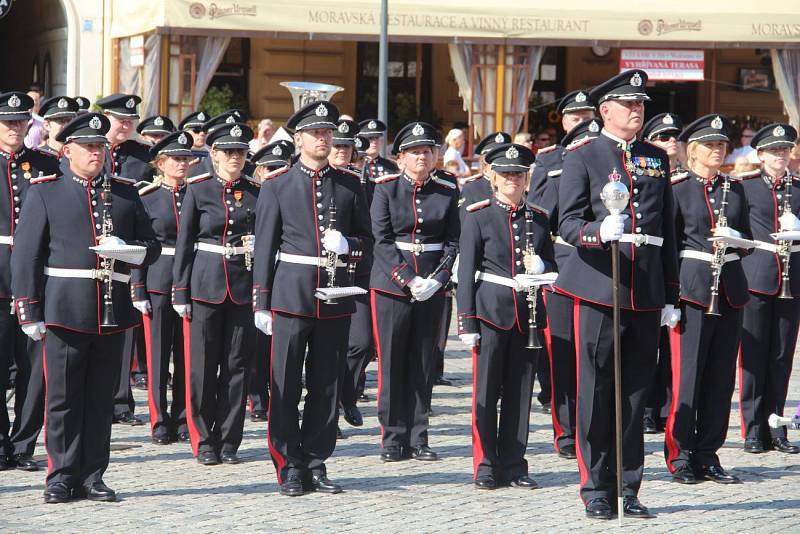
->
[654,134,677,142]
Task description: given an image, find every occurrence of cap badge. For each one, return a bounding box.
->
[178,133,188,145]
[76,97,86,106]
[315,103,328,117]
[272,146,282,156]
[505,146,519,159]
[154,117,164,127]
[630,72,643,87]
[494,133,505,143]
[8,95,20,108]
[198,112,206,121]
[412,123,425,136]
[338,122,349,133]
[225,116,236,124]
[125,98,136,109]
[589,121,600,133]
[355,138,364,149]
[575,92,587,102]
[774,125,786,137]
[230,125,243,138]
[368,120,378,130]
[662,114,673,125]
[57,98,69,109]
[711,116,723,130]
[89,116,102,130]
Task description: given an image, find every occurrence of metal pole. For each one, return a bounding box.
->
[612,239,624,527]
[378,0,389,158]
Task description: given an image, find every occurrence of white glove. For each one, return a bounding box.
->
[173,304,191,319]
[132,300,151,315]
[99,235,126,247]
[661,304,681,329]
[712,226,742,240]
[599,214,628,243]
[411,278,442,301]
[779,212,800,232]
[323,229,349,255]
[408,276,426,290]
[254,310,273,335]
[21,322,46,341]
[459,333,480,348]
[522,253,545,275]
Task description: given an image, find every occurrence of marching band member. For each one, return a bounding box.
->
[666,114,752,484]
[12,112,160,502]
[37,96,79,157]
[137,115,176,146]
[739,123,800,454]
[459,131,512,212]
[370,122,459,463]
[172,121,260,466]
[358,119,398,205]
[457,143,555,489]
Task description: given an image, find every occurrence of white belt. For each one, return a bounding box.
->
[619,233,664,247]
[160,246,176,256]
[475,271,522,291]
[196,242,246,257]
[554,236,574,248]
[0,235,12,246]
[752,240,800,254]
[276,251,346,268]
[395,242,444,254]
[44,266,130,283]
[679,250,740,264]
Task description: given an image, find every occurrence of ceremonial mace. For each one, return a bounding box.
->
[600,180,629,526]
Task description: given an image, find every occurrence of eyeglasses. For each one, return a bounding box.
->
[654,135,677,142]
[741,134,754,139]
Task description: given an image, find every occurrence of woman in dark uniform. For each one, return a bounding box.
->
[370,122,459,462]
[457,143,555,489]
[172,122,260,465]
[131,131,195,445]
[666,115,752,484]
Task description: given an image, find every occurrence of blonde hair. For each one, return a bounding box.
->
[445,128,464,147]
[488,167,531,192]
[686,140,728,169]
[149,154,168,185]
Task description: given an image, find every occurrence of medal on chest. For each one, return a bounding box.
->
[233,189,243,208]
[21,161,31,180]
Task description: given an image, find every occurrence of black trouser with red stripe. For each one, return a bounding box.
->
[341,276,373,408]
[248,331,271,414]
[185,298,254,456]
[9,336,45,457]
[574,300,658,503]
[267,312,349,483]
[144,292,186,439]
[472,321,537,481]
[643,327,672,428]
[739,293,799,442]
[114,325,144,417]
[665,299,741,472]
[543,290,576,453]
[372,290,444,450]
[0,298,27,458]
[44,327,123,488]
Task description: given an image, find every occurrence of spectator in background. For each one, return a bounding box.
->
[724,126,759,164]
[789,143,800,174]
[514,132,534,152]
[249,118,274,152]
[731,155,759,176]
[24,86,44,149]
[533,130,552,150]
[442,127,470,177]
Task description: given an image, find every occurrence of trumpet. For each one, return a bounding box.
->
[100,175,118,327]
[778,174,793,299]
[324,197,339,304]
[524,210,542,349]
[707,177,731,316]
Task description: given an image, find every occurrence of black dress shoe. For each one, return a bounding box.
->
[85,481,116,502]
[410,445,439,461]
[772,437,800,454]
[113,412,143,426]
[197,450,219,466]
[699,465,741,484]
[671,466,699,484]
[133,375,148,390]
[643,416,658,434]
[250,410,268,422]
[44,482,72,504]
[152,434,171,445]
[557,445,577,459]
[342,405,363,427]
[220,451,240,464]
[176,431,190,442]
[623,496,653,518]
[585,497,613,520]
[0,455,11,471]
[509,475,539,489]
[380,446,404,462]
[280,474,305,497]
[474,474,497,490]
[743,438,766,454]
[13,454,39,471]
[434,376,453,386]
[310,474,343,494]
[336,426,346,440]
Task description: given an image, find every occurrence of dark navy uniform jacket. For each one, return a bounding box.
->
[1,148,59,298]
[253,162,373,318]
[457,198,555,334]
[105,139,153,183]
[11,169,161,333]
[527,143,572,270]
[740,170,800,297]
[363,155,399,205]
[556,132,679,310]
[130,182,187,301]
[172,172,260,306]
[671,170,752,308]
[370,171,459,297]
[459,174,493,218]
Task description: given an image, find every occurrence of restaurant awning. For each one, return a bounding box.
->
[110,0,800,48]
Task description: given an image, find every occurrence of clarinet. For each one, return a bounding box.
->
[779,174,793,299]
[524,210,542,349]
[100,175,118,327]
[324,197,339,304]
[706,177,730,316]
[244,209,254,272]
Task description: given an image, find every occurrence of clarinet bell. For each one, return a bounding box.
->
[526,327,542,350]
[778,279,792,299]
[705,294,721,317]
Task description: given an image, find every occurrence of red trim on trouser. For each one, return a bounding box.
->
[42,339,52,476]
[664,324,682,472]
[572,299,589,500]
[266,311,286,484]
[369,289,386,447]
[182,317,200,457]
[737,343,746,439]
[143,313,158,435]
[471,345,485,478]
[542,291,564,453]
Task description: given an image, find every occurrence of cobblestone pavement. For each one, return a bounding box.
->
[3,322,800,533]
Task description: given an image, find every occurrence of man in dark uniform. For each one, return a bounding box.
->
[0,92,59,472]
[739,123,800,454]
[38,96,79,157]
[556,70,679,519]
[253,101,373,496]
[74,96,90,115]
[136,115,176,146]
[97,94,155,419]
[358,118,398,205]
[527,115,602,460]
[11,112,160,502]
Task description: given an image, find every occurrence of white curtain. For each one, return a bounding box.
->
[509,45,545,134]
[142,34,161,118]
[771,49,800,129]
[194,36,231,108]
[117,37,139,96]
